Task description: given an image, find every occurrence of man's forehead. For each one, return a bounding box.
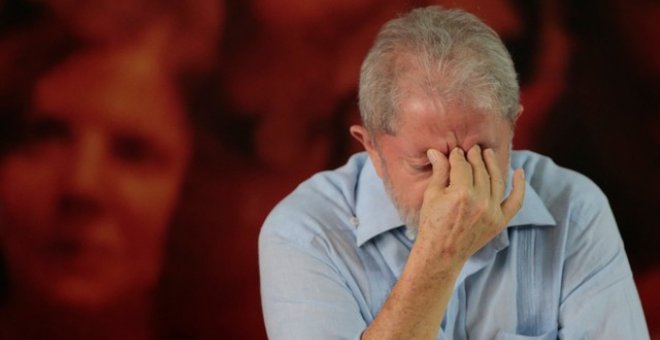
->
[395,88,495,130]
[380,106,509,154]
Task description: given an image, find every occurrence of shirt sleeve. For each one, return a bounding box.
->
[259,226,366,340]
[558,191,650,339]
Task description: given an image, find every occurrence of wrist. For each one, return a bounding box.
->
[407,240,463,282]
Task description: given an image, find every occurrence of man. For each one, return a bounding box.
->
[259,6,649,339]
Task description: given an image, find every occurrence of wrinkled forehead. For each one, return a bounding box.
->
[381,84,512,155]
[391,75,503,132]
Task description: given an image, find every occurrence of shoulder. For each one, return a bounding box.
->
[259,153,368,246]
[512,150,614,235]
[513,150,609,208]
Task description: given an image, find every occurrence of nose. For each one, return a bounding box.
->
[64,131,107,200]
[58,131,108,218]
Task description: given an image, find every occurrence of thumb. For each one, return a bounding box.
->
[427,148,449,189]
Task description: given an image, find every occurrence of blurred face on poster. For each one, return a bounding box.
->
[0,42,192,309]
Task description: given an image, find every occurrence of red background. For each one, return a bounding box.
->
[1,0,658,338]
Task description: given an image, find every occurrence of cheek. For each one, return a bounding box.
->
[102,166,187,294]
[0,155,60,246]
[411,176,431,202]
[0,154,64,297]
[390,170,430,210]
[112,164,187,263]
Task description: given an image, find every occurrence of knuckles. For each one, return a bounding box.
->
[421,175,509,234]
[472,199,489,216]
[451,186,473,203]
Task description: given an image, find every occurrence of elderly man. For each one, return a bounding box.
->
[259,6,649,339]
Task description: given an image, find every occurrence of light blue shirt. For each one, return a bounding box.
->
[259,151,649,339]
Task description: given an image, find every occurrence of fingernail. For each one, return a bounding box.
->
[427,149,438,163]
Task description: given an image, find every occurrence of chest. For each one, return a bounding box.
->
[352,228,563,339]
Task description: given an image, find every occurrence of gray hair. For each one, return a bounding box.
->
[358,6,519,134]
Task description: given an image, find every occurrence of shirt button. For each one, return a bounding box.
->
[404,227,416,240]
[350,216,360,227]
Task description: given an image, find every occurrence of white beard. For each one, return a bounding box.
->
[381,168,420,237]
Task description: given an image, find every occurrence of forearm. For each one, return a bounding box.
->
[362,146,524,339]
[361,241,462,340]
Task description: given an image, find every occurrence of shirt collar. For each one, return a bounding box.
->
[354,156,556,247]
[355,158,404,246]
[506,177,557,228]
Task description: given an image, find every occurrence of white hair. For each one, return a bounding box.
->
[358,6,520,134]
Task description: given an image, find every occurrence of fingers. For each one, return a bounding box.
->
[448,147,472,188]
[466,145,488,194]
[427,148,449,189]
[483,148,504,200]
[501,168,526,221]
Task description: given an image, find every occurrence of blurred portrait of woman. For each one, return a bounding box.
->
[0,1,222,338]
[0,0,657,338]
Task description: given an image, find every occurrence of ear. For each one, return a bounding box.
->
[513,105,524,124]
[350,125,385,178]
